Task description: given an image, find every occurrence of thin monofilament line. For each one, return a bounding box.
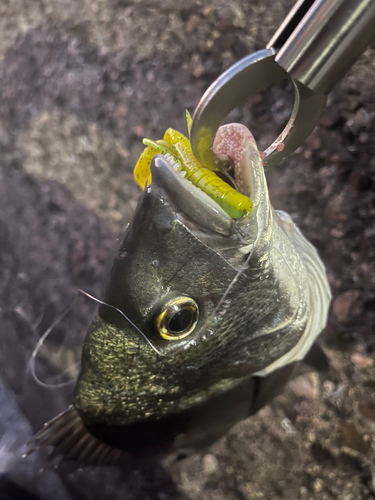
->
[79,290,167,357]
[213,245,256,319]
[221,166,241,192]
[28,301,78,389]
[81,236,256,359]
[32,305,45,330]
[171,240,258,357]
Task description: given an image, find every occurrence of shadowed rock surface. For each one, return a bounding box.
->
[0,1,374,499]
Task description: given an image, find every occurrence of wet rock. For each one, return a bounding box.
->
[336,452,363,473]
[332,290,360,323]
[350,353,374,369]
[19,110,134,231]
[352,107,372,129]
[288,373,320,400]
[202,5,214,17]
[305,130,321,151]
[359,402,375,422]
[338,422,370,454]
[310,442,336,466]
[202,454,219,475]
[185,14,201,33]
[313,478,324,493]
[190,53,205,78]
[216,2,245,30]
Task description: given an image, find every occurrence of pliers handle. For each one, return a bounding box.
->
[190,0,375,171]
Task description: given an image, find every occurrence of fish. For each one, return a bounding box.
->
[26,122,331,466]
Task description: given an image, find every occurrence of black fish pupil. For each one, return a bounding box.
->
[168,309,193,334]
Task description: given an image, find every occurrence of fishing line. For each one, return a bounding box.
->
[79,290,167,358]
[32,306,45,331]
[28,300,79,389]
[170,235,259,358]
[213,244,257,319]
[221,166,241,192]
[80,217,256,360]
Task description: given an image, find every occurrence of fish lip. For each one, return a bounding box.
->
[212,123,261,202]
[150,124,264,239]
[150,154,235,236]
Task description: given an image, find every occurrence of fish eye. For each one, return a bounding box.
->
[155,297,199,340]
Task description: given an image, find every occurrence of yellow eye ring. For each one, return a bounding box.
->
[155,297,199,340]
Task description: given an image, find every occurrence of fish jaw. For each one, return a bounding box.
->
[149,123,268,242]
[150,154,235,236]
[212,123,261,201]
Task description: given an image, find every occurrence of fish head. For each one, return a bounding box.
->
[28,124,330,463]
[73,124,315,430]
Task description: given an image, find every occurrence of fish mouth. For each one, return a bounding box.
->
[150,124,264,238]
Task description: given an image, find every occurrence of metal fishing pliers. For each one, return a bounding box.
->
[190,0,375,170]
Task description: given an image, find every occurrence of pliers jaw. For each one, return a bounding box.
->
[190,48,326,171]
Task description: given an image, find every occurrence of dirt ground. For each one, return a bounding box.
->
[0,1,374,499]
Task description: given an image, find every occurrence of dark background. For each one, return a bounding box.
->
[0,0,374,499]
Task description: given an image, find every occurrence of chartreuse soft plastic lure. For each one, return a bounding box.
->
[133,112,253,220]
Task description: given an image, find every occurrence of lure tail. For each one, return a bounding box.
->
[133,113,253,220]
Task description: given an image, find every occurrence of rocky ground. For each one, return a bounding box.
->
[0,0,374,499]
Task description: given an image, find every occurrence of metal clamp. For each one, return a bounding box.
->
[191,0,375,170]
